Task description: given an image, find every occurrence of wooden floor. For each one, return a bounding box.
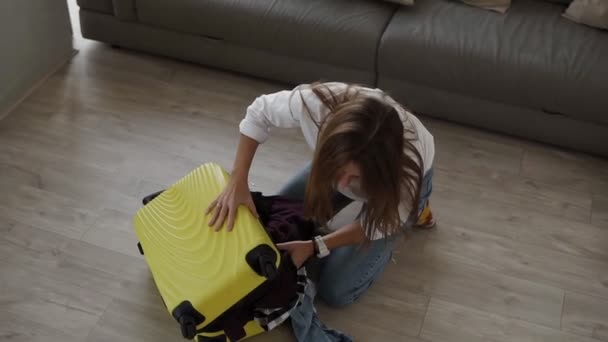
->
[2,5,608,342]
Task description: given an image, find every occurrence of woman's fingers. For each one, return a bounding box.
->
[276,242,295,251]
[207,202,220,226]
[208,195,225,226]
[213,202,230,231]
[276,241,310,268]
[246,199,259,219]
[206,181,257,232]
[205,200,217,216]
[226,206,237,232]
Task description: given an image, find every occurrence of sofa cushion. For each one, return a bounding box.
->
[112,0,137,21]
[77,0,113,15]
[136,0,397,72]
[378,0,608,125]
[563,0,608,30]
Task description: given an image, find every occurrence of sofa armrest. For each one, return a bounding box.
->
[112,0,136,21]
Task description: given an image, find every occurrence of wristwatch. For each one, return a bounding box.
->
[313,235,330,258]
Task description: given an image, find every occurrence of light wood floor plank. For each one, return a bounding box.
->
[0,186,98,240]
[421,298,601,342]
[0,260,112,339]
[427,120,525,176]
[520,145,608,195]
[0,315,85,342]
[85,298,177,342]
[434,166,592,223]
[592,194,608,229]
[389,246,565,329]
[425,224,608,300]
[318,274,430,340]
[433,189,608,262]
[81,208,141,258]
[562,291,608,342]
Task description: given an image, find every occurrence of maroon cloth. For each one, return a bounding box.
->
[251,192,315,243]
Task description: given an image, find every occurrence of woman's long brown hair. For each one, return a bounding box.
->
[302,82,424,239]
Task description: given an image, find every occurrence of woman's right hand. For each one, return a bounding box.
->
[205,174,259,232]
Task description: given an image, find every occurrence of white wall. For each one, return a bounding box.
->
[0,0,73,116]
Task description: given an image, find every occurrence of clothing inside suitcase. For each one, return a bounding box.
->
[137,170,315,342]
[195,192,315,341]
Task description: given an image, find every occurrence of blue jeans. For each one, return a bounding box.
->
[278,162,433,341]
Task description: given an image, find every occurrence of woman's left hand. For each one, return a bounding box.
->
[276,240,314,269]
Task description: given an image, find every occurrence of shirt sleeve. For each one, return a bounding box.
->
[239,85,307,144]
[239,82,351,144]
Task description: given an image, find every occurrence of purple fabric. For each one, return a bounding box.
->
[251,192,315,243]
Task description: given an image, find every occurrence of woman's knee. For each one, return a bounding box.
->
[317,280,360,308]
[316,243,395,308]
[316,265,377,308]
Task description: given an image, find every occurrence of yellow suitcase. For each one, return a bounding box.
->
[133,163,280,341]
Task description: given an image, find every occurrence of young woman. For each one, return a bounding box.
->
[206,81,435,308]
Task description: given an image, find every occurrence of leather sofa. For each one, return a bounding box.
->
[77,0,608,157]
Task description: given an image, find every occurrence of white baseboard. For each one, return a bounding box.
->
[0,48,79,121]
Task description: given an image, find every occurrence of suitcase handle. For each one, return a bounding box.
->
[142,190,165,206]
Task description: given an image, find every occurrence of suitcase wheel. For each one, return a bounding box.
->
[179,316,197,340]
[246,245,278,281]
[137,242,144,255]
[173,301,206,340]
[261,260,278,280]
